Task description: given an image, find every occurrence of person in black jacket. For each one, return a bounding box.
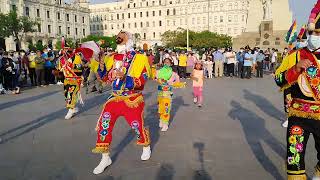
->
[2,52,15,91]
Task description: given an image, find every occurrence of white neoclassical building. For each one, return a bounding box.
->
[0,0,90,51]
[89,0,251,48]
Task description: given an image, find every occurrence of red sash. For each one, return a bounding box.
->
[300,49,320,101]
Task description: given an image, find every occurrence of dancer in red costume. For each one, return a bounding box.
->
[92,31,152,174]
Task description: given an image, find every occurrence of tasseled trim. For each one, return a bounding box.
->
[288,108,320,120]
[280,84,293,92]
[107,93,144,108]
[287,174,307,180]
[172,82,186,89]
[160,119,169,124]
[137,127,150,146]
[314,165,320,177]
[92,143,110,154]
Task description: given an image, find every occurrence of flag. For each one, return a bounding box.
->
[285,20,297,44]
[61,36,65,49]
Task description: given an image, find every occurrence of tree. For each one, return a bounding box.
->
[55,37,76,50]
[0,10,38,50]
[161,29,232,49]
[133,33,141,47]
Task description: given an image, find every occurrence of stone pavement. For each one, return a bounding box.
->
[0,77,318,180]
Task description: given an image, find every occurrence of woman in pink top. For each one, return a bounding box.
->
[191,61,204,108]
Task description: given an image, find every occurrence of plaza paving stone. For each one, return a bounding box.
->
[0,77,318,180]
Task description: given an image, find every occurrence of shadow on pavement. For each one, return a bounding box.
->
[228,100,285,180]
[0,94,106,145]
[243,89,284,122]
[193,142,212,180]
[156,163,175,180]
[170,96,190,125]
[0,90,60,111]
[110,92,153,162]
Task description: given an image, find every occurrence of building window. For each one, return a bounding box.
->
[228,15,231,22]
[140,12,142,17]
[146,2,149,6]
[134,3,136,7]
[152,1,155,6]
[146,22,149,27]
[128,13,130,18]
[122,23,125,28]
[57,12,61,20]
[134,13,136,18]
[37,9,40,17]
[153,32,156,38]
[152,21,155,27]
[117,14,119,20]
[75,15,78,22]
[92,25,95,31]
[220,16,223,23]
[128,23,131,28]
[101,25,103,30]
[134,22,137,28]
[122,13,124,19]
[159,0,161,5]
[66,14,70,21]
[173,20,176,26]
[46,11,50,19]
[67,27,70,34]
[167,9,169,16]
[48,25,51,33]
[167,20,170,26]
[159,10,161,16]
[140,22,143,27]
[38,24,41,32]
[58,26,62,34]
[111,24,114,29]
[159,20,162,26]
[75,28,78,35]
[83,29,86,36]
[173,8,176,15]
[153,11,155,16]
[111,15,113,20]
[25,7,30,17]
[146,11,149,17]
[97,25,99,30]
[12,5,17,11]
[128,4,130,8]
[143,33,146,40]
[82,17,85,23]
[242,15,245,22]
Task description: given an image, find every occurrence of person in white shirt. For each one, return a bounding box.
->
[225,48,236,77]
[206,57,214,78]
[171,52,179,72]
[271,49,278,73]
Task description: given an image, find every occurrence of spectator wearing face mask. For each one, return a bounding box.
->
[2,52,15,91]
[28,51,37,86]
[0,49,4,92]
[35,50,45,87]
[20,50,29,86]
[236,48,245,78]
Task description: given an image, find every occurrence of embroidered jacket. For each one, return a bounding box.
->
[275,48,320,120]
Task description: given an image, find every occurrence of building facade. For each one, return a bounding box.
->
[89,0,250,48]
[0,0,90,51]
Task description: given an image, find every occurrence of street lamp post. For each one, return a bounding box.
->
[186,0,189,51]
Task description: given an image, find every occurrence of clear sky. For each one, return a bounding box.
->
[88,0,316,27]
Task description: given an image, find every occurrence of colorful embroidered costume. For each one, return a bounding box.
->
[58,51,83,109]
[92,51,152,153]
[275,46,320,180]
[156,65,182,125]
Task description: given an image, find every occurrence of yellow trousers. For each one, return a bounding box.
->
[158,96,172,124]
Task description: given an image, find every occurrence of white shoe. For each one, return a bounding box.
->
[312,176,320,180]
[161,124,169,132]
[193,97,197,104]
[73,107,79,114]
[65,109,75,119]
[57,81,63,85]
[93,153,112,175]
[141,146,151,161]
[159,121,163,128]
[282,120,288,128]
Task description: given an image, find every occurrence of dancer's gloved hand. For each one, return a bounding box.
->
[295,59,312,73]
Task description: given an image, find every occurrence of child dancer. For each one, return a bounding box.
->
[156,58,184,132]
[192,61,204,107]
